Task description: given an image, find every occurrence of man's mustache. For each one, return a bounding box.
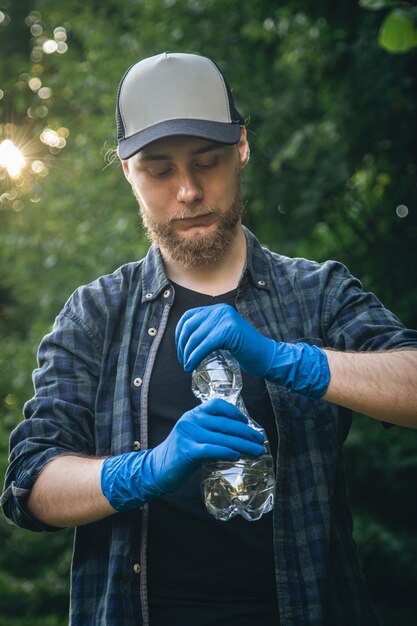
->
[165,209,217,223]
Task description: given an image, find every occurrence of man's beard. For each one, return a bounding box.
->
[137,189,244,268]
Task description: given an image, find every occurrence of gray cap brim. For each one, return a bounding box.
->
[118,118,242,160]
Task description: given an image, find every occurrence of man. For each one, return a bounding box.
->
[1,52,417,626]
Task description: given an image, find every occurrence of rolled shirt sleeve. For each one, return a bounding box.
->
[1,307,102,531]
[322,263,417,352]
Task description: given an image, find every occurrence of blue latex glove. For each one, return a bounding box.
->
[101,398,265,511]
[175,304,330,399]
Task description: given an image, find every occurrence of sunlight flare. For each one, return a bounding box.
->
[0,139,26,178]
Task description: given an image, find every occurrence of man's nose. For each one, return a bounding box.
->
[176,170,203,204]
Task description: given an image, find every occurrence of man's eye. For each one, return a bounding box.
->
[197,159,217,170]
[150,168,172,178]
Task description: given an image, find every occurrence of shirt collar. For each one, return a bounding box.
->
[140,245,171,302]
[241,226,271,292]
[140,226,271,302]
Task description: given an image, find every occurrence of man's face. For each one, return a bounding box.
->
[122,132,249,267]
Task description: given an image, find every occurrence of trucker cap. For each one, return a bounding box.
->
[116,52,244,159]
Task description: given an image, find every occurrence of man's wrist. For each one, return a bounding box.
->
[264,341,330,399]
[100,449,160,511]
[305,345,331,399]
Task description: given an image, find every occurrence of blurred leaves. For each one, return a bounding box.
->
[379,10,417,53]
[360,0,417,53]
[345,417,417,625]
[359,0,399,10]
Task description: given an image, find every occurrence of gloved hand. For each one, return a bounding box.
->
[101,398,265,511]
[175,304,330,399]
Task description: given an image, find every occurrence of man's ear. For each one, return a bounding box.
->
[121,158,131,182]
[238,127,250,168]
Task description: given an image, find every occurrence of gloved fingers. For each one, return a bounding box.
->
[176,303,271,375]
[147,448,200,494]
[208,431,265,457]
[176,304,238,368]
[191,443,240,462]
[180,319,224,372]
[192,440,264,461]
[175,402,265,457]
[178,401,263,443]
[175,306,209,363]
[193,415,265,445]
[176,316,218,370]
[175,307,205,363]
[196,398,248,422]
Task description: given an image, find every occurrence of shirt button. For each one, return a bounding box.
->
[133,377,142,388]
[133,440,141,451]
[163,289,170,298]
[133,563,141,574]
[257,279,266,287]
[145,293,152,299]
[148,327,157,336]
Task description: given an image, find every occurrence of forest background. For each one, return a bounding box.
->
[0,0,416,624]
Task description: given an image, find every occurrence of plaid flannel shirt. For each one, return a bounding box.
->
[2,227,417,626]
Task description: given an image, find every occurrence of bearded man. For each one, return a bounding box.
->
[2,52,417,626]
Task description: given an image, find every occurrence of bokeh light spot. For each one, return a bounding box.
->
[0,140,26,178]
[40,128,66,150]
[31,160,48,176]
[57,42,68,54]
[0,11,11,25]
[396,204,409,218]
[37,105,48,118]
[43,39,58,54]
[4,394,17,408]
[25,11,42,26]
[29,77,42,91]
[31,50,43,63]
[58,127,70,138]
[30,23,43,36]
[54,27,67,41]
[38,86,52,99]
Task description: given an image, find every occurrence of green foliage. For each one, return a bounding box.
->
[0,517,71,625]
[360,0,417,53]
[359,0,399,11]
[345,417,417,624]
[1,0,416,624]
[378,10,417,53]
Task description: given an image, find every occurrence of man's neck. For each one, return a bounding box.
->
[162,226,247,296]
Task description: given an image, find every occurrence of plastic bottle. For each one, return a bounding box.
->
[192,350,275,522]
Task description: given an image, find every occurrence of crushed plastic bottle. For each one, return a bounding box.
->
[192,350,275,522]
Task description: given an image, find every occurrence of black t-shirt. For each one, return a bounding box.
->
[147,282,279,625]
